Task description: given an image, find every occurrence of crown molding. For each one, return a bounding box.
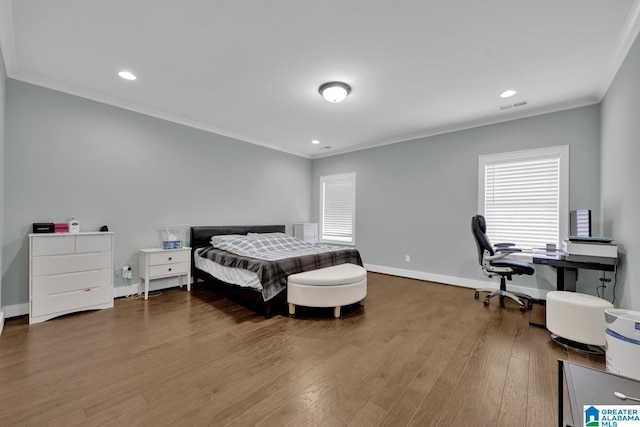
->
[597,0,640,98]
[310,96,599,159]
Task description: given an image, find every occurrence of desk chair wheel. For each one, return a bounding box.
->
[527,300,533,310]
[474,291,480,299]
[519,305,526,313]
[483,298,490,306]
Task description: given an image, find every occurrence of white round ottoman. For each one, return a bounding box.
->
[546,291,614,350]
[287,263,367,318]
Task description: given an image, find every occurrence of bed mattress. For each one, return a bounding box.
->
[195,246,363,301]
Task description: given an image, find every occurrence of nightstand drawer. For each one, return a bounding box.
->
[149,262,189,278]
[149,250,190,265]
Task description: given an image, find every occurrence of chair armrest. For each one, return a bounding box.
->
[484,252,510,261]
[498,248,522,254]
[494,242,515,248]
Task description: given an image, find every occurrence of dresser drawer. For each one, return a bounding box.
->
[31,235,76,256]
[32,285,112,317]
[76,234,112,253]
[32,268,111,296]
[149,250,190,265]
[32,252,111,276]
[149,262,189,278]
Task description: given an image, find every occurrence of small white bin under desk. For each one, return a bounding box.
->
[138,247,191,300]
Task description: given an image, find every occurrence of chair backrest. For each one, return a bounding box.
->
[471,215,494,265]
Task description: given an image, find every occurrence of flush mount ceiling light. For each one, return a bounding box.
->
[312,139,320,144]
[319,81,351,103]
[118,71,137,81]
[500,89,517,98]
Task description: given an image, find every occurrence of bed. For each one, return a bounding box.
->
[190,225,364,317]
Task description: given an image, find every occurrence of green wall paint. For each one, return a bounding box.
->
[4,32,640,313]
[312,106,603,297]
[2,80,311,307]
[0,49,6,316]
[601,31,640,310]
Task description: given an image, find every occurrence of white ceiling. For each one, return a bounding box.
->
[1,0,640,159]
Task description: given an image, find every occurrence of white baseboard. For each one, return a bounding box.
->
[364,263,549,300]
[1,267,549,323]
[114,282,142,298]
[3,302,29,319]
[114,280,188,298]
[0,309,4,336]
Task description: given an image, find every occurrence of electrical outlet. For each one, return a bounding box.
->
[122,265,132,279]
[405,255,411,263]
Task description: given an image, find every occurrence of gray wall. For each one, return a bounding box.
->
[312,105,604,297]
[600,31,640,310]
[0,48,6,318]
[2,80,311,308]
[4,35,639,313]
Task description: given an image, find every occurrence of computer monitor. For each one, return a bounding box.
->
[569,209,591,237]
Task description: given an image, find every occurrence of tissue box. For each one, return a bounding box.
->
[162,240,183,250]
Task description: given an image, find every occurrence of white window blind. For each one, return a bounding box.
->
[479,146,569,251]
[320,173,356,245]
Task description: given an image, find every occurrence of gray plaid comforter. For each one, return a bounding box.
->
[198,241,363,301]
[212,232,349,261]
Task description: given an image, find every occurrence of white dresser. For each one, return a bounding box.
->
[29,232,114,324]
[293,223,318,245]
[139,247,191,300]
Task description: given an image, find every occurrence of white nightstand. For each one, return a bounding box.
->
[138,247,191,300]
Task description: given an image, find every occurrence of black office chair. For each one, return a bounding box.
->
[471,215,535,312]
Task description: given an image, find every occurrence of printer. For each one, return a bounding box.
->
[562,237,618,264]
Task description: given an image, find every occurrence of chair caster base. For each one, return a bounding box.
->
[475,291,480,299]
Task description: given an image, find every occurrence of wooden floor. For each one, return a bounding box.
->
[0,273,603,426]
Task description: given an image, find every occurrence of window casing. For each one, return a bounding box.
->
[320,172,356,245]
[478,146,569,251]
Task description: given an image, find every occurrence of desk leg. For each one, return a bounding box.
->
[557,267,578,292]
[558,360,564,427]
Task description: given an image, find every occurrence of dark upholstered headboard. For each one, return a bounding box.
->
[190,225,286,250]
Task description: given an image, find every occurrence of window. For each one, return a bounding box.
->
[320,172,356,245]
[478,146,569,251]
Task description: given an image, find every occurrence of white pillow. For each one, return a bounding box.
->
[210,234,246,245]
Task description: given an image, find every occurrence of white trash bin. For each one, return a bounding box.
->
[605,309,640,380]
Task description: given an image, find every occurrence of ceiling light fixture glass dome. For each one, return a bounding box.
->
[118,71,137,80]
[500,89,516,98]
[319,82,351,103]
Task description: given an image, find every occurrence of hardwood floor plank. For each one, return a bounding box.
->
[497,355,529,427]
[0,273,605,426]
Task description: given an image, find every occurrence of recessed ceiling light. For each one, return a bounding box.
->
[319,82,351,103]
[312,140,320,144]
[500,89,516,98]
[118,71,137,81]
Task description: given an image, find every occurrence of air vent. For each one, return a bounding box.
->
[498,100,528,110]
